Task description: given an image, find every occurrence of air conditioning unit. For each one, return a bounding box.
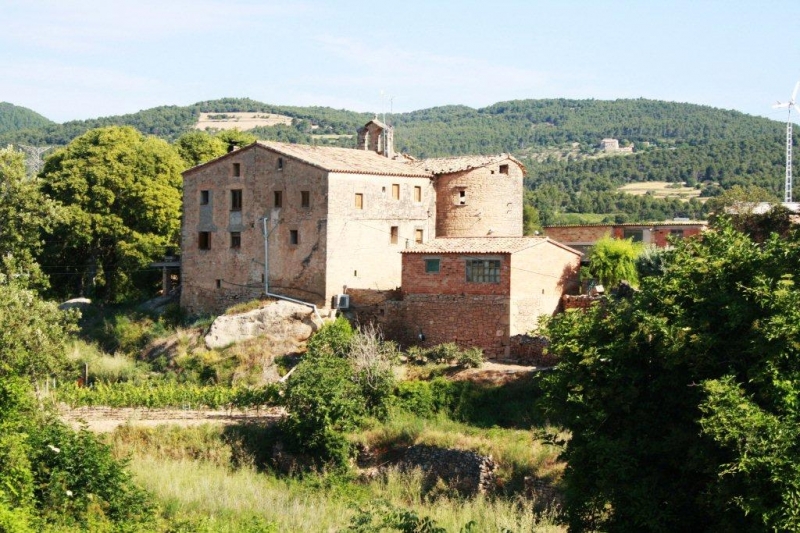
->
[333,294,350,310]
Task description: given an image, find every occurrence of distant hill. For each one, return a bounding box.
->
[0,102,53,135]
[1,96,791,222]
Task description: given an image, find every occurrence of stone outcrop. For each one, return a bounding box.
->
[204,300,323,349]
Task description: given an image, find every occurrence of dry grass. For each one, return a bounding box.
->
[618,181,703,201]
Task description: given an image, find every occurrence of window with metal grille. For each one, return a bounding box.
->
[230,232,241,248]
[465,259,501,283]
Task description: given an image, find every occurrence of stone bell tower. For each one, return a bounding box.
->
[357,117,394,158]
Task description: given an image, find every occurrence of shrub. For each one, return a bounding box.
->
[424,343,461,364]
[282,354,364,467]
[306,316,352,359]
[456,347,484,369]
[349,324,398,419]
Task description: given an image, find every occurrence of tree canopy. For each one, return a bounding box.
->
[541,221,800,531]
[40,126,184,302]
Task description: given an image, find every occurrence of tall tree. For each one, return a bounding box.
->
[0,146,55,289]
[541,221,800,531]
[174,130,227,167]
[40,126,184,302]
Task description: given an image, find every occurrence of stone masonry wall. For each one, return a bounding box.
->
[434,162,523,238]
[381,294,510,358]
[401,445,497,496]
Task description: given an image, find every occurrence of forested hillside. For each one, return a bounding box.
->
[0,102,53,135]
[1,97,793,222]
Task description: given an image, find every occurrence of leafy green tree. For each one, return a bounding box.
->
[0,283,76,381]
[541,220,800,531]
[704,184,780,215]
[40,126,184,302]
[0,147,55,290]
[174,130,227,167]
[587,235,642,288]
[215,129,258,149]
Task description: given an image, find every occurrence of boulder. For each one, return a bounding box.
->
[204,300,323,349]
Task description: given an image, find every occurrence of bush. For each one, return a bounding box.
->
[306,316,353,359]
[456,347,484,369]
[349,324,398,419]
[282,354,364,467]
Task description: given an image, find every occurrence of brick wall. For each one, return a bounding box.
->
[542,225,610,246]
[401,253,511,296]
[435,163,523,238]
[381,294,510,358]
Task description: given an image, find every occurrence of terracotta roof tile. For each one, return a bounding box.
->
[257,141,432,177]
[408,153,526,175]
[402,237,550,254]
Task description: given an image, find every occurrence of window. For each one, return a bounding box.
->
[466,259,501,283]
[414,186,422,202]
[415,229,423,244]
[390,226,398,244]
[200,190,209,205]
[355,193,363,209]
[424,258,440,273]
[289,230,299,245]
[392,184,400,200]
[458,189,467,205]
[231,189,242,211]
[230,232,241,249]
[277,157,284,170]
[623,229,643,242]
[499,164,509,175]
[274,190,282,208]
[198,232,211,250]
[232,163,241,177]
[301,191,310,208]
[216,279,221,289]
[670,229,684,238]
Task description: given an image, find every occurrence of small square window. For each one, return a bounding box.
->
[277,157,284,170]
[231,189,242,211]
[390,226,398,244]
[301,191,310,208]
[623,229,643,242]
[198,232,211,250]
[355,193,363,209]
[274,191,282,208]
[200,190,209,205]
[499,164,509,175]
[230,232,241,249]
[424,258,440,273]
[232,163,241,177]
[415,229,423,244]
[289,230,299,245]
[392,184,400,200]
[414,186,422,203]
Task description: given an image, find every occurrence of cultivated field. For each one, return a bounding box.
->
[195,112,294,131]
[618,181,704,201]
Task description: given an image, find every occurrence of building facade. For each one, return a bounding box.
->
[543,221,707,254]
[180,120,527,314]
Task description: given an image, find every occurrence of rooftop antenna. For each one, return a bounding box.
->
[773,81,800,203]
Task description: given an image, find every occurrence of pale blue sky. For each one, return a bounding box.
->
[2,0,799,123]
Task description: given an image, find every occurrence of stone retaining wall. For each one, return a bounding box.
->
[400,444,496,496]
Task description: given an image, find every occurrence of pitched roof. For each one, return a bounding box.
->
[257,141,431,178]
[403,237,561,255]
[543,220,708,229]
[407,153,526,175]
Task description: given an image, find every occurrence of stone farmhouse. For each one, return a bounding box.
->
[180,119,581,358]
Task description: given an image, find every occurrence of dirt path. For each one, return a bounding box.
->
[61,406,284,433]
